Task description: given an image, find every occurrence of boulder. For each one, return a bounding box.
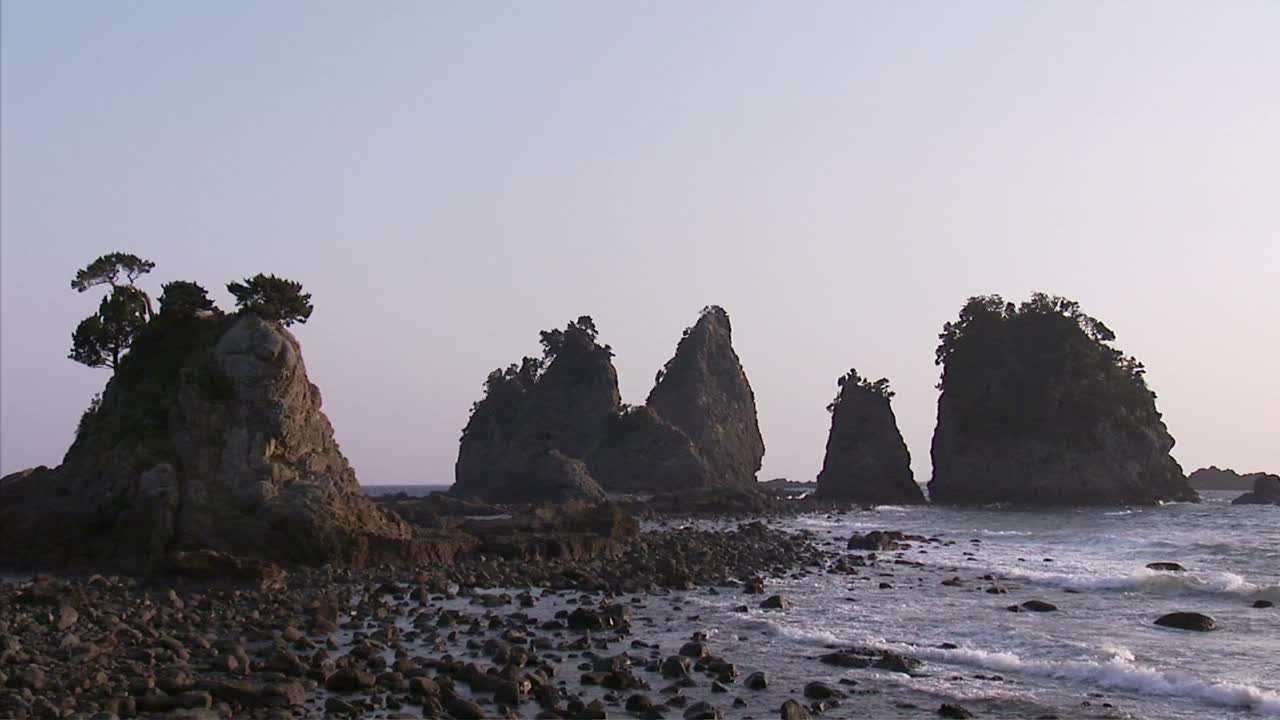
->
[1154,612,1216,631]
[1231,474,1280,505]
[815,370,924,504]
[646,306,765,488]
[928,294,1199,505]
[0,314,416,573]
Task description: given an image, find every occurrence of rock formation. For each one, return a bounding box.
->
[815,370,924,504]
[453,317,620,502]
[0,313,417,573]
[1231,474,1280,505]
[644,306,765,488]
[454,307,766,501]
[928,294,1199,505]
[1189,466,1272,492]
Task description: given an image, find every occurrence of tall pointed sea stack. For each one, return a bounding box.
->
[645,305,765,488]
[815,370,924,504]
[928,293,1198,505]
[0,312,416,572]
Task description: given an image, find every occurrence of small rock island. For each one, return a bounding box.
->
[928,294,1199,505]
[814,369,924,504]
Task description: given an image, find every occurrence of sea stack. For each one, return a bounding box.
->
[928,293,1199,505]
[0,313,416,572]
[1231,474,1280,505]
[815,370,924,504]
[644,305,765,488]
[453,316,618,503]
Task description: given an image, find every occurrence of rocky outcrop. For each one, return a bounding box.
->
[587,406,710,494]
[453,307,766,501]
[928,294,1198,505]
[0,313,417,573]
[453,317,620,503]
[1231,474,1280,505]
[814,370,924,504]
[1190,466,1274,492]
[645,306,765,488]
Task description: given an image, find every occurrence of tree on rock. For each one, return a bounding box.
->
[158,281,217,316]
[227,274,313,326]
[68,253,155,370]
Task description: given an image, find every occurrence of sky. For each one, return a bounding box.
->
[2,1,1278,486]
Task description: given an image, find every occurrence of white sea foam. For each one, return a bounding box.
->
[903,643,1280,715]
[999,565,1278,599]
[760,619,1280,715]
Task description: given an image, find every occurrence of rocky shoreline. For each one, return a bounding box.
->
[3,499,1196,720]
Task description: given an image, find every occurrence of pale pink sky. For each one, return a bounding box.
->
[3,2,1278,484]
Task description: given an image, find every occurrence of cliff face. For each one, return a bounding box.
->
[928,294,1199,505]
[645,306,765,488]
[588,406,711,494]
[815,373,924,504]
[0,314,416,572]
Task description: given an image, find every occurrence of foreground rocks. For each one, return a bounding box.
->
[0,314,416,574]
[815,369,925,505]
[928,294,1199,505]
[1231,473,1280,505]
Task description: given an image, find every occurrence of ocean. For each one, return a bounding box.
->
[358,486,1278,717]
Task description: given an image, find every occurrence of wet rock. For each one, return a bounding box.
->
[1020,600,1058,612]
[938,703,976,719]
[819,646,920,674]
[760,595,791,610]
[325,667,376,692]
[803,681,846,699]
[780,699,813,720]
[1253,600,1274,609]
[683,701,723,719]
[1146,562,1186,572]
[745,671,768,690]
[1154,612,1217,631]
[847,531,905,551]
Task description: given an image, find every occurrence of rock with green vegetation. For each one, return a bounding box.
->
[815,369,924,504]
[0,312,416,572]
[928,293,1198,505]
[453,316,621,502]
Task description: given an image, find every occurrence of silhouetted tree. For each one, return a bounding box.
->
[227,274,313,326]
[71,252,156,317]
[158,281,217,316]
[828,368,894,412]
[69,286,149,369]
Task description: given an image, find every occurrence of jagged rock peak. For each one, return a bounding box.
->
[928,293,1199,505]
[453,315,620,503]
[646,305,765,488]
[0,313,415,573]
[815,369,924,504]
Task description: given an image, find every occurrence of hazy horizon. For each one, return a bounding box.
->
[3,2,1278,485]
